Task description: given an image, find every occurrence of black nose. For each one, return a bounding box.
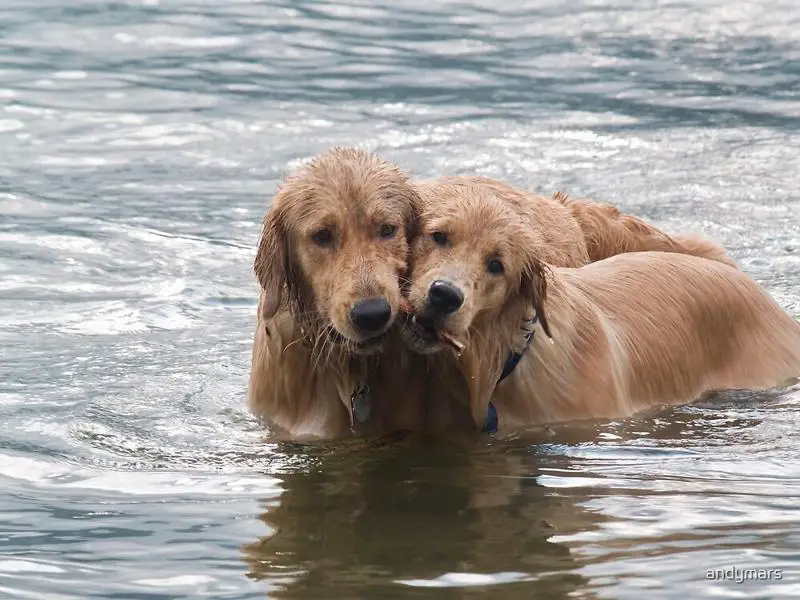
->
[350,298,392,334]
[427,280,464,314]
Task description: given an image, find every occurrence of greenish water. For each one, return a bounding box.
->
[1,1,799,598]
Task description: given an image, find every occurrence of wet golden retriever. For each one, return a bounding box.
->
[249,148,738,439]
[249,147,429,439]
[403,184,800,431]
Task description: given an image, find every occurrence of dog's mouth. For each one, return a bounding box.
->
[401,312,465,355]
[409,314,440,343]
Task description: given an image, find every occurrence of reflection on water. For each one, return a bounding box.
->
[244,436,595,599]
[1,0,800,598]
[238,392,800,599]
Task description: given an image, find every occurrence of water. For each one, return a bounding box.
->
[1,0,799,598]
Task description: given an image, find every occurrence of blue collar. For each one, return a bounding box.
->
[482,315,538,433]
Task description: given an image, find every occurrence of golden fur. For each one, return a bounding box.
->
[249,148,741,439]
[417,178,736,268]
[404,185,800,430]
[553,190,736,266]
[249,147,426,439]
[254,147,419,340]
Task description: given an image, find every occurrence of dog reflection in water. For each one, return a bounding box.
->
[240,434,604,599]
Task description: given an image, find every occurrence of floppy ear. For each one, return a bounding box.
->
[254,208,288,319]
[520,255,552,338]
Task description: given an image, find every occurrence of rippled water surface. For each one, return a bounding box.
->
[2,1,799,598]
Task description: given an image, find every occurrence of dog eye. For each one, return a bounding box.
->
[312,228,334,247]
[431,231,448,246]
[378,224,397,239]
[487,259,504,274]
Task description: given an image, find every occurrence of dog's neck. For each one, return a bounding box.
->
[481,275,598,429]
[252,291,360,438]
[453,296,536,428]
[281,310,428,437]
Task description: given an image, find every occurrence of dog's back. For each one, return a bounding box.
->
[490,252,799,428]
[566,252,800,408]
[555,193,737,267]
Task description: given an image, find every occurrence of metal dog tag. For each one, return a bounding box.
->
[350,384,372,427]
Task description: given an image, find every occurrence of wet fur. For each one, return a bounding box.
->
[404,180,735,355]
[249,147,426,439]
[407,185,800,429]
[249,151,742,439]
[417,179,735,268]
[553,190,736,267]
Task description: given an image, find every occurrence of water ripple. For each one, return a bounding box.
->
[2,0,799,598]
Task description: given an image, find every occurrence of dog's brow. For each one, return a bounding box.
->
[365,207,402,225]
[300,213,337,234]
[425,218,451,232]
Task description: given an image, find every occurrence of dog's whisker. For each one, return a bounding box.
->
[282,337,304,353]
[323,334,336,367]
[309,327,329,373]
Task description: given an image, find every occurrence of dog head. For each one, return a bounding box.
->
[255,147,420,355]
[403,183,550,354]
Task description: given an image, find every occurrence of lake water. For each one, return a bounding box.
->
[1,1,799,598]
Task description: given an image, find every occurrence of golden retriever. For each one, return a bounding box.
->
[403,183,800,431]
[249,149,739,439]
[249,147,429,439]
